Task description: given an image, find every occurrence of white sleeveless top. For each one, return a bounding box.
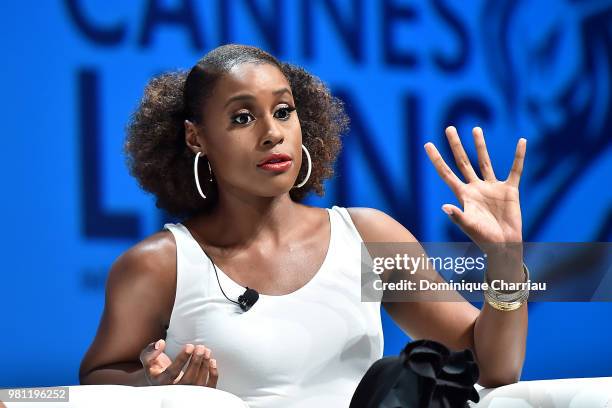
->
[162,206,384,408]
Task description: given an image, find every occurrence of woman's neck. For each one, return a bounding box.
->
[186,192,305,249]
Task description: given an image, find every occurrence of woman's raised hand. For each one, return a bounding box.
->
[424,126,527,246]
[139,339,218,387]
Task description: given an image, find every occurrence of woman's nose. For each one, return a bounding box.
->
[260,117,284,146]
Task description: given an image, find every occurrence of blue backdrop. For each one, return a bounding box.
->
[1,0,611,387]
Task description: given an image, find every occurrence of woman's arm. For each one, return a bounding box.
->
[79,232,177,386]
[346,125,529,388]
[348,207,527,388]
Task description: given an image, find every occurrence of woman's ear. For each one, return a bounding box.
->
[184,119,206,154]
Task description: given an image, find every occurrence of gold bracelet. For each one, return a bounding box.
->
[484,290,529,311]
[484,263,530,311]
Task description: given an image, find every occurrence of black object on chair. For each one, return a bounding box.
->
[350,339,480,408]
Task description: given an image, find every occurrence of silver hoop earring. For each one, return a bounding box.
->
[194,152,213,199]
[292,144,312,189]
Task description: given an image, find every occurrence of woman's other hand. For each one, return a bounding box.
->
[139,339,218,387]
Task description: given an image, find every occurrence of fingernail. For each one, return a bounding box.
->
[204,348,211,359]
[154,340,161,350]
[186,344,194,354]
[442,205,453,216]
[211,359,217,368]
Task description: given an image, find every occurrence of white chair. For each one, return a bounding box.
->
[3,378,612,407]
[472,377,612,407]
[1,384,249,408]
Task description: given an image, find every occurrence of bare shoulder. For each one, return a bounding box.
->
[345,207,418,243]
[106,229,177,303]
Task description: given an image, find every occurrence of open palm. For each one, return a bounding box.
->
[424,126,526,245]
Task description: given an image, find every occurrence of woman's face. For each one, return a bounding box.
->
[191,62,303,201]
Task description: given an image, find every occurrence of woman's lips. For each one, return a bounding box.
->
[257,160,292,172]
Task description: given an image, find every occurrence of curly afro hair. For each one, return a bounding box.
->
[124,44,349,220]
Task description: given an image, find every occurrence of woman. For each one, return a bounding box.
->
[79,44,528,406]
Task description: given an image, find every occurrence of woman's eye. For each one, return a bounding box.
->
[274,106,296,120]
[232,112,254,125]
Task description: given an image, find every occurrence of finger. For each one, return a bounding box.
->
[194,348,212,386]
[441,204,470,231]
[472,127,496,181]
[445,126,479,182]
[172,370,185,385]
[159,344,194,384]
[179,345,205,384]
[506,138,527,187]
[207,359,219,388]
[140,339,165,368]
[424,142,464,197]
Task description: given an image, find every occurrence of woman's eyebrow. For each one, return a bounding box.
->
[224,87,292,108]
[273,87,292,97]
